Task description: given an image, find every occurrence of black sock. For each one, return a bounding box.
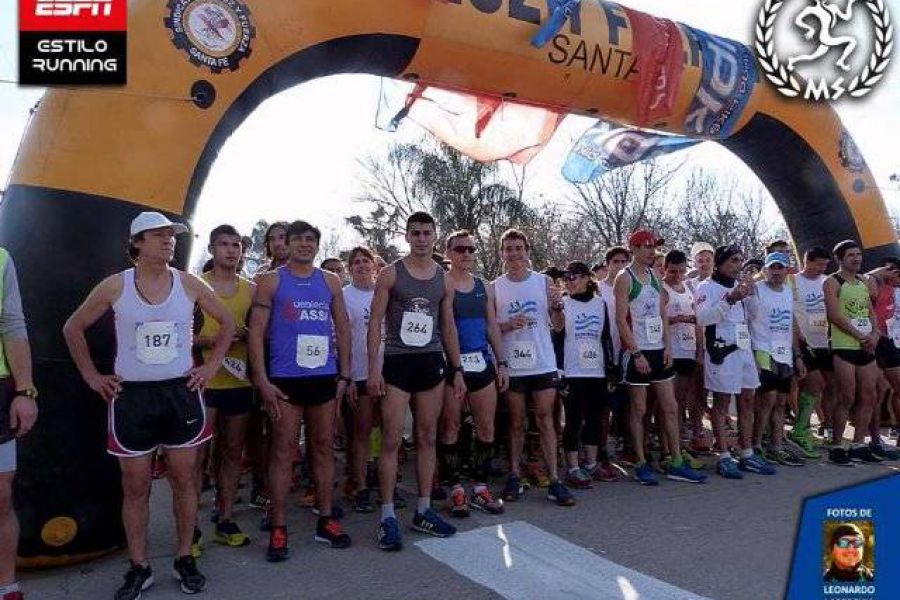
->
[438,442,460,485]
[472,440,494,484]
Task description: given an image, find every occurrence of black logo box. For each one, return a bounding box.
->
[19,31,127,85]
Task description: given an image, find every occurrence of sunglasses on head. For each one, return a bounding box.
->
[452,245,477,254]
[835,537,864,549]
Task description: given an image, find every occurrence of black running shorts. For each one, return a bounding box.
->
[623,349,674,386]
[449,360,496,393]
[508,371,559,394]
[270,376,338,407]
[203,387,254,416]
[876,337,900,370]
[383,352,446,394]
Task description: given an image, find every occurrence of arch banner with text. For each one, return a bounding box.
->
[3,0,893,565]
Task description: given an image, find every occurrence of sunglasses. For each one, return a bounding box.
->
[452,246,477,254]
[835,537,864,549]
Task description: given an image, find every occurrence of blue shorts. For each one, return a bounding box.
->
[0,439,15,473]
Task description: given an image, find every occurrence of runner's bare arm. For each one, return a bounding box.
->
[63,274,123,383]
[441,278,463,369]
[484,282,506,362]
[367,266,394,376]
[613,271,636,354]
[248,272,277,386]
[326,272,352,379]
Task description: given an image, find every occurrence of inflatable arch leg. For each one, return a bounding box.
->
[2,0,894,565]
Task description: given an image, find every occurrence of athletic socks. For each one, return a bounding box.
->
[381,503,396,521]
[740,448,754,459]
[437,442,460,485]
[472,440,494,483]
[417,496,431,514]
[794,392,817,433]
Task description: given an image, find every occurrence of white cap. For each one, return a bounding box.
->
[130,211,189,237]
[690,241,714,257]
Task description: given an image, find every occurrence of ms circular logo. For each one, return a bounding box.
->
[164,0,255,73]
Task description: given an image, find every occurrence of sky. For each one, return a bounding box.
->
[1,0,898,267]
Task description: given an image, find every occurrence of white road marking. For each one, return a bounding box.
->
[416,521,715,600]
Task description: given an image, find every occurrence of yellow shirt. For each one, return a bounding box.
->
[200,273,253,389]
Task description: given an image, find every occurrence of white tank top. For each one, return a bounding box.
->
[749,281,794,365]
[562,295,606,379]
[113,268,195,381]
[793,273,828,349]
[663,282,697,360]
[598,281,621,364]
[493,271,557,377]
[626,267,664,351]
[343,284,381,382]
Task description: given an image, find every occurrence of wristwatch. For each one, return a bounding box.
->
[337,375,352,384]
[451,366,465,375]
[15,387,38,400]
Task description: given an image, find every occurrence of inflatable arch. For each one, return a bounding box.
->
[3,0,896,565]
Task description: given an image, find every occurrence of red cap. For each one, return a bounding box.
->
[628,229,664,248]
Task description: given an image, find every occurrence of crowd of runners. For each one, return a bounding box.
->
[2,210,899,600]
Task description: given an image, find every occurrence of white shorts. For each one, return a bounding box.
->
[705,349,760,395]
[0,439,15,473]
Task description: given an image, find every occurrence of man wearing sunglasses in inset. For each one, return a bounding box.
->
[824,523,874,582]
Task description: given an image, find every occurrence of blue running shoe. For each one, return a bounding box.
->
[377,517,402,551]
[666,462,707,483]
[739,454,777,475]
[547,480,576,506]
[716,457,744,479]
[412,508,457,538]
[634,462,659,486]
[501,474,525,502]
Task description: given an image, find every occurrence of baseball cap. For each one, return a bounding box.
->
[764,252,790,268]
[130,211,189,237]
[628,229,664,248]
[565,261,592,277]
[690,241,714,257]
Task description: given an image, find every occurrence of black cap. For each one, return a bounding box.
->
[565,261,592,277]
[742,258,764,271]
[715,244,743,267]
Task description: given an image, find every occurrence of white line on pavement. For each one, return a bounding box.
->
[415,521,716,600]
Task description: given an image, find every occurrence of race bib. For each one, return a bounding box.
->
[807,313,827,331]
[222,357,247,381]
[578,342,601,370]
[461,352,487,373]
[887,317,900,347]
[771,343,792,365]
[853,317,873,336]
[677,326,696,351]
[645,316,663,345]
[296,335,329,369]
[135,321,178,365]
[735,324,751,350]
[509,341,537,370]
[400,311,433,347]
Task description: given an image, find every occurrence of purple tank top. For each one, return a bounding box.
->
[268,267,337,378]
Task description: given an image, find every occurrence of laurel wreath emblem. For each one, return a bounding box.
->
[754,0,893,99]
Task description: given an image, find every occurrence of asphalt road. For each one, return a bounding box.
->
[21,449,896,600]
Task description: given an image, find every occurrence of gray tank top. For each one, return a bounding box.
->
[385,259,445,355]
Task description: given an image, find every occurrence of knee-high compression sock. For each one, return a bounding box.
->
[472,440,494,485]
[794,392,818,434]
[438,442,460,486]
[369,427,382,460]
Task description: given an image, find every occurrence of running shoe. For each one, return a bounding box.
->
[266,526,290,562]
[214,520,250,548]
[470,487,504,514]
[849,445,884,463]
[377,517,402,551]
[870,441,900,461]
[190,526,202,559]
[311,504,345,519]
[667,462,707,483]
[716,456,744,479]
[634,462,659,486]
[353,488,374,513]
[501,474,525,502]
[526,462,551,488]
[890,426,900,440]
[1,592,23,600]
[739,454,777,475]
[172,555,206,595]
[787,430,822,459]
[114,561,154,600]
[249,487,269,510]
[412,508,457,538]
[590,462,620,482]
[565,467,593,489]
[547,480,576,506]
[619,449,639,467]
[680,449,706,470]
[315,516,352,548]
[828,447,854,467]
[766,447,805,467]
[449,485,470,518]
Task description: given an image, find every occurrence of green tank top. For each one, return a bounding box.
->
[829,273,871,350]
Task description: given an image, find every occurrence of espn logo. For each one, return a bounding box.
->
[35,1,113,17]
[19,0,126,84]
